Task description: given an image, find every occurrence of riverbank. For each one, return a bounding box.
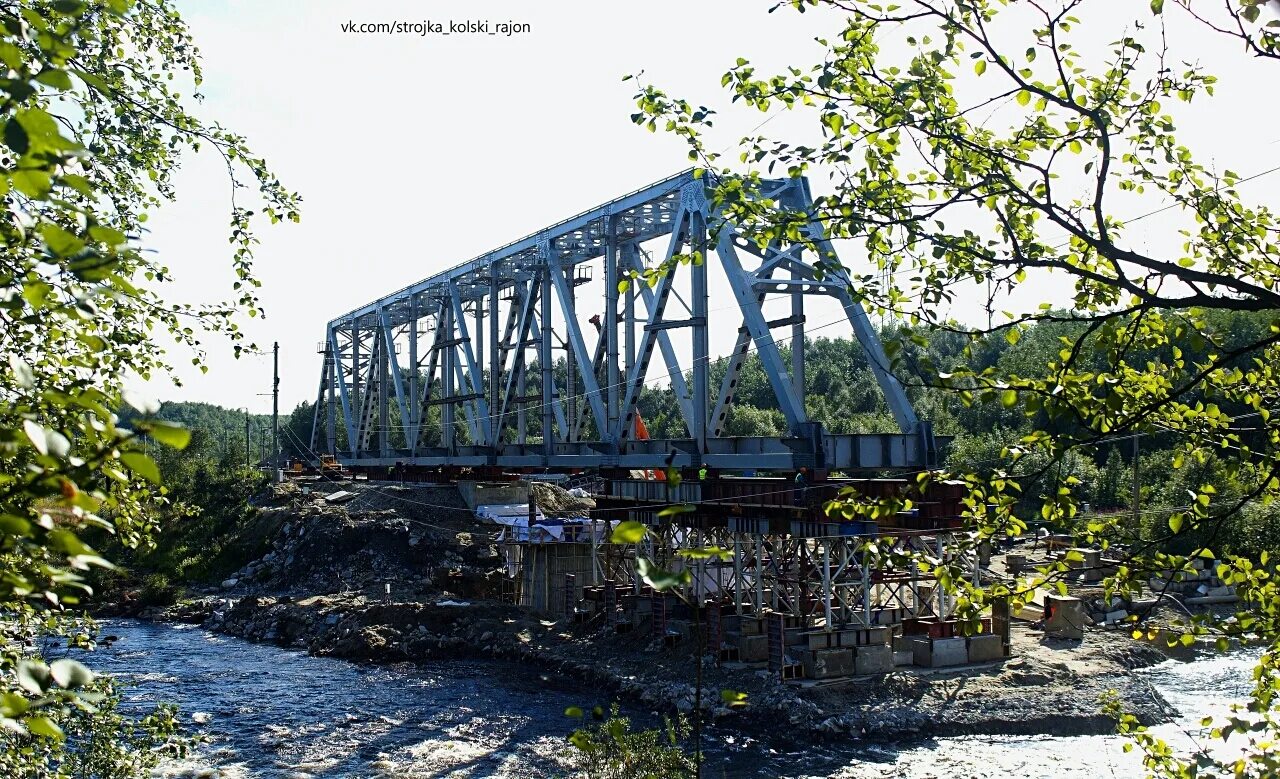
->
[154,590,1175,741]
[94,480,1184,745]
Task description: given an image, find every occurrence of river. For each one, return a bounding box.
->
[88,619,1254,778]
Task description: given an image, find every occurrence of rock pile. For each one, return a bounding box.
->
[219,484,503,601]
[530,481,595,518]
[1148,558,1238,604]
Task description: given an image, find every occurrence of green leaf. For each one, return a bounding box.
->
[657,503,695,518]
[145,421,191,449]
[4,117,28,154]
[119,451,161,483]
[49,658,93,689]
[34,69,73,90]
[87,225,127,246]
[564,706,584,718]
[568,730,593,752]
[610,520,648,544]
[16,661,50,695]
[0,514,33,537]
[1150,0,1164,13]
[1016,90,1031,106]
[1169,513,1184,534]
[23,420,48,455]
[616,279,630,294]
[974,59,987,76]
[0,693,29,718]
[1000,389,1017,408]
[11,169,52,198]
[636,557,691,591]
[26,715,64,740]
[40,223,86,256]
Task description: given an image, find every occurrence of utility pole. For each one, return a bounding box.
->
[272,341,280,469]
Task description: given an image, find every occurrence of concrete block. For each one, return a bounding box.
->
[854,644,895,675]
[852,627,891,647]
[1045,595,1088,640]
[724,616,763,635]
[913,637,968,668]
[893,649,914,667]
[801,648,855,679]
[737,634,768,662]
[1104,609,1128,623]
[804,630,830,651]
[892,634,912,652]
[967,634,1004,663]
[870,608,905,626]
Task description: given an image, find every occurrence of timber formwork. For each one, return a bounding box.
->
[310,170,943,473]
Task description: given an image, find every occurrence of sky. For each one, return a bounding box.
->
[138,0,1280,414]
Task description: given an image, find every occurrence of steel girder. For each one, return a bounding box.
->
[310,170,940,470]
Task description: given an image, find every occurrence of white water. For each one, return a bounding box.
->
[88,620,1254,778]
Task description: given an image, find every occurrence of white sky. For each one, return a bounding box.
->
[139,0,1280,414]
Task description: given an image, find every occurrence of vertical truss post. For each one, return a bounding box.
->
[350,319,361,456]
[476,298,485,404]
[325,346,337,455]
[378,320,389,458]
[936,535,947,618]
[791,261,805,402]
[488,267,500,449]
[755,535,765,611]
[605,213,621,436]
[539,258,554,458]
[733,534,743,615]
[690,206,710,454]
[622,242,637,397]
[408,297,419,442]
[566,267,578,443]
[442,301,455,451]
[822,540,833,627]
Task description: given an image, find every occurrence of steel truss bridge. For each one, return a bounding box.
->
[311,170,940,472]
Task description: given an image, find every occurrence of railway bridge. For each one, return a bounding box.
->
[306,171,997,677]
[309,170,941,474]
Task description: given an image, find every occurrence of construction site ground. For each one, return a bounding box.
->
[115,481,1189,743]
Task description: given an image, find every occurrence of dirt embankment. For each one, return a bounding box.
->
[140,480,1181,743]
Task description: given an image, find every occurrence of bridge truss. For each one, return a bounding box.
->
[311,170,939,471]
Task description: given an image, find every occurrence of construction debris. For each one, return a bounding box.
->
[529,480,596,518]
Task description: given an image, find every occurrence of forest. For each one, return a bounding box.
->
[145,305,1275,569]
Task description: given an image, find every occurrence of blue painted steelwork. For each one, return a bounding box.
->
[311,170,940,471]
